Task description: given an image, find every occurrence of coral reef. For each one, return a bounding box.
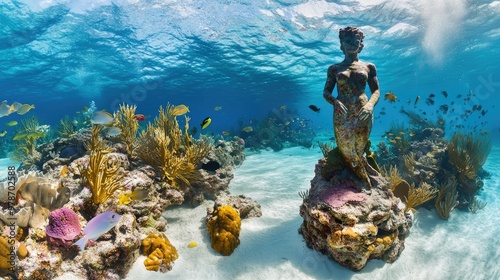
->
[141,232,178,272]
[10,116,50,168]
[137,103,212,189]
[299,157,412,271]
[206,205,241,256]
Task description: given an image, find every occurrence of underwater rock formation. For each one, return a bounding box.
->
[299,157,412,271]
[209,193,262,219]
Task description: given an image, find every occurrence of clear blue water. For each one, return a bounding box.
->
[1,0,499,139]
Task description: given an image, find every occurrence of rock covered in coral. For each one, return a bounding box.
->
[141,232,178,272]
[45,207,81,248]
[186,139,245,204]
[206,205,241,256]
[209,193,262,219]
[299,158,412,271]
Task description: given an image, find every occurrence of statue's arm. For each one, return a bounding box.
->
[323,65,337,105]
[367,63,380,107]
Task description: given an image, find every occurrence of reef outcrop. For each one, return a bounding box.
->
[299,158,412,271]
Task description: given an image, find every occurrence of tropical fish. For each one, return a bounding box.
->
[105,127,122,136]
[73,211,122,252]
[439,104,449,114]
[442,91,448,98]
[16,104,35,115]
[384,92,397,102]
[134,114,146,121]
[425,98,434,105]
[279,105,286,110]
[214,106,222,111]
[0,101,10,117]
[242,126,254,133]
[428,93,435,98]
[60,145,84,158]
[8,102,22,114]
[5,121,18,127]
[172,104,189,116]
[414,96,420,107]
[409,132,415,137]
[0,131,6,137]
[201,117,211,129]
[222,130,230,136]
[13,133,27,140]
[406,99,411,105]
[118,189,149,205]
[91,110,114,125]
[309,105,320,112]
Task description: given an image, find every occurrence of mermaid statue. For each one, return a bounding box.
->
[323,26,380,188]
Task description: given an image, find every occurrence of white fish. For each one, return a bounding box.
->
[0,101,10,117]
[106,127,122,136]
[91,110,114,125]
[73,211,122,252]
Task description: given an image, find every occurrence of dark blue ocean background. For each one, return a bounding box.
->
[1,0,499,141]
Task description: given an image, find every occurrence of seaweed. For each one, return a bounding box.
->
[447,132,491,180]
[56,116,76,138]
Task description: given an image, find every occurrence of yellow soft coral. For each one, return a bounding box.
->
[84,125,124,204]
[206,205,241,256]
[137,103,212,188]
[142,232,178,272]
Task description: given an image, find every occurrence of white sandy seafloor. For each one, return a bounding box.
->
[7,143,499,280]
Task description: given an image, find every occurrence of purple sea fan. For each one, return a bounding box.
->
[46,207,81,244]
[319,185,366,209]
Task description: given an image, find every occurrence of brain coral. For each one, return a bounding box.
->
[142,232,178,272]
[45,207,81,240]
[206,205,241,256]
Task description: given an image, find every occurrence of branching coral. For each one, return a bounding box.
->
[434,177,458,220]
[11,116,46,166]
[113,103,139,157]
[206,205,241,256]
[84,125,124,204]
[137,104,212,188]
[382,165,402,191]
[405,182,438,213]
[447,132,492,180]
[318,142,334,158]
[141,232,178,272]
[403,152,416,174]
[56,116,76,138]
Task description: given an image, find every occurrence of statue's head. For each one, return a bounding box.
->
[339,26,365,54]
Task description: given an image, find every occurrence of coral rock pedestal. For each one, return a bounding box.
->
[299,158,412,271]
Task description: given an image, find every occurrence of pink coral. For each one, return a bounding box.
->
[46,207,81,241]
[319,185,366,209]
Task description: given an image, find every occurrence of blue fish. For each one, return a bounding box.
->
[74,211,122,252]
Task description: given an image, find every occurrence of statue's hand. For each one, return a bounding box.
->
[358,103,373,121]
[334,100,348,115]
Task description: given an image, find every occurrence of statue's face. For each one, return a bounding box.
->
[341,34,361,54]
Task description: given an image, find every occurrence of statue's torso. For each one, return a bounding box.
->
[332,61,371,111]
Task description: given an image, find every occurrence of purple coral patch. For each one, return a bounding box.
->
[46,207,81,240]
[319,186,366,209]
